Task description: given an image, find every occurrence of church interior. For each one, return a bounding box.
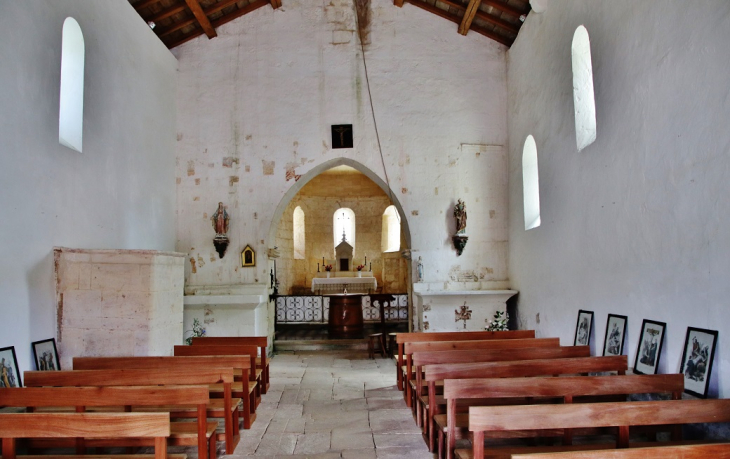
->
[2,0,730,456]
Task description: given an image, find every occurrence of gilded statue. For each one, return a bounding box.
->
[211,202,230,236]
[454,199,467,235]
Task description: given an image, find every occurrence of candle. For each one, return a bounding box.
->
[365,254,367,266]
[369,262,372,271]
[317,263,320,272]
[323,256,325,266]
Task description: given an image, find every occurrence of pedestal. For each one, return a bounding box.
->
[327,294,364,339]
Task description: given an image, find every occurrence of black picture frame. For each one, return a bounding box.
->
[679,327,718,398]
[602,314,628,356]
[574,310,594,346]
[31,338,61,371]
[0,346,22,387]
[633,319,666,375]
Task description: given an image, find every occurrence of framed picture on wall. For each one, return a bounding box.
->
[0,346,22,387]
[679,327,718,398]
[602,314,628,356]
[633,319,666,375]
[32,338,61,371]
[573,310,594,346]
[241,245,255,267]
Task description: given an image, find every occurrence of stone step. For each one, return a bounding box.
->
[274,339,369,352]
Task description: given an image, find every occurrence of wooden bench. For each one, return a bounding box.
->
[172,345,262,408]
[191,336,270,393]
[414,346,590,448]
[24,367,239,455]
[510,443,730,458]
[0,412,176,459]
[441,373,683,459]
[463,399,730,459]
[426,356,627,458]
[404,338,559,408]
[72,356,256,431]
[396,331,536,392]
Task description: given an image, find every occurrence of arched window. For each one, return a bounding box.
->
[59,17,85,152]
[381,205,401,252]
[293,206,305,259]
[572,25,596,152]
[333,208,356,253]
[523,135,541,230]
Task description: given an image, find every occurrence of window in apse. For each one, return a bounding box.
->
[381,205,401,252]
[59,17,85,152]
[333,208,356,253]
[293,206,305,259]
[523,135,541,230]
[572,25,596,151]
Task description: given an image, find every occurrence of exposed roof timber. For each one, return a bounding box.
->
[405,0,513,46]
[482,0,526,18]
[185,0,217,38]
[458,0,482,35]
[270,0,282,8]
[439,0,519,34]
[148,3,187,24]
[210,0,270,29]
[158,15,196,38]
[134,0,162,11]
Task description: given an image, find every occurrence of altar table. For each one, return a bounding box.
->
[311,276,378,294]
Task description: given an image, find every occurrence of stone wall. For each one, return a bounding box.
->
[55,248,185,369]
[274,168,407,295]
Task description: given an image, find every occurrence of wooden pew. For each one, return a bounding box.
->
[0,412,175,459]
[24,367,240,454]
[441,373,683,459]
[396,331,537,392]
[191,336,269,393]
[404,338,559,408]
[510,443,730,458]
[72,356,256,431]
[0,386,214,459]
[464,399,730,459]
[414,346,590,449]
[172,345,262,408]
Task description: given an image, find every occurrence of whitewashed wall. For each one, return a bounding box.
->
[508,1,730,396]
[174,0,509,303]
[0,2,177,373]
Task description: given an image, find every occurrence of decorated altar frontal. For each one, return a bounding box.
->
[311,272,377,294]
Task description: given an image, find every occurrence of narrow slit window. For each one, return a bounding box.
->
[571,25,596,151]
[381,205,401,253]
[523,135,541,230]
[293,207,305,259]
[59,17,85,152]
[333,208,356,254]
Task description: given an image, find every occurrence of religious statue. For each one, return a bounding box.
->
[211,202,230,258]
[211,202,230,236]
[454,199,467,235]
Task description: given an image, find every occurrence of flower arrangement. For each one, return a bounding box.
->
[184,318,206,345]
[324,264,333,271]
[356,264,365,271]
[485,310,509,332]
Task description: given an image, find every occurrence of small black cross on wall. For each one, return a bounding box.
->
[331,124,353,149]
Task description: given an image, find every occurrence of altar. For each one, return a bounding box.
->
[311,273,378,294]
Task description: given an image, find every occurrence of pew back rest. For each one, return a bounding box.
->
[426,356,628,381]
[73,356,250,376]
[25,368,234,387]
[396,330,536,345]
[406,338,558,354]
[0,386,210,407]
[414,346,589,369]
[510,443,730,459]
[469,399,730,433]
[192,336,267,351]
[173,345,257,381]
[0,412,170,438]
[444,374,683,401]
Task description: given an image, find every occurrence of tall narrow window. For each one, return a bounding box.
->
[293,206,305,259]
[571,25,596,151]
[59,17,85,152]
[381,205,401,252]
[523,135,541,230]
[333,208,356,253]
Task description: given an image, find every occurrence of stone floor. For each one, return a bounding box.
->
[224,351,434,459]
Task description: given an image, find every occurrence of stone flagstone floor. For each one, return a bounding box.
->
[225,351,434,458]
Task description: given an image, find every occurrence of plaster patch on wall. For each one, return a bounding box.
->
[176,178,181,184]
[411,210,419,216]
[189,257,197,273]
[423,321,429,330]
[193,197,199,201]
[245,165,251,172]
[262,160,275,175]
[195,179,200,185]
[245,134,252,141]
[223,157,240,168]
[535,313,540,324]
[203,307,215,324]
[203,213,207,219]
[401,187,407,194]
[187,160,195,176]
[434,187,438,195]
[423,303,431,311]
[208,163,214,168]
[177,133,183,141]
[209,253,215,262]
[197,255,205,268]
[332,30,353,44]
[229,176,239,186]
[285,163,302,182]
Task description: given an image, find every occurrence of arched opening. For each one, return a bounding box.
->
[523,135,541,230]
[293,206,305,259]
[269,159,411,341]
[572,25,597,151]
[381,205,401,252]
[59,17,85,152]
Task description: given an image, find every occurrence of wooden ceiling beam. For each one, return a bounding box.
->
[438,0,519,33]
[407,0,461,26]
[458,0,481,35]
[164,25,202,49]
[185,0,217,38]
[470,22,512,46]
[134,0,162,11]
[205,0,244,15]
[158,16,196,37]
[146,3,187,24]
[210,0,269,29]
[481,0,526,19]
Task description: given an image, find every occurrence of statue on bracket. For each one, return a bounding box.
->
[211,202,230,258]
[452,199,468,256]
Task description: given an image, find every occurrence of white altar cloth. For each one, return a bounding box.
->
[311,277,378,293]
